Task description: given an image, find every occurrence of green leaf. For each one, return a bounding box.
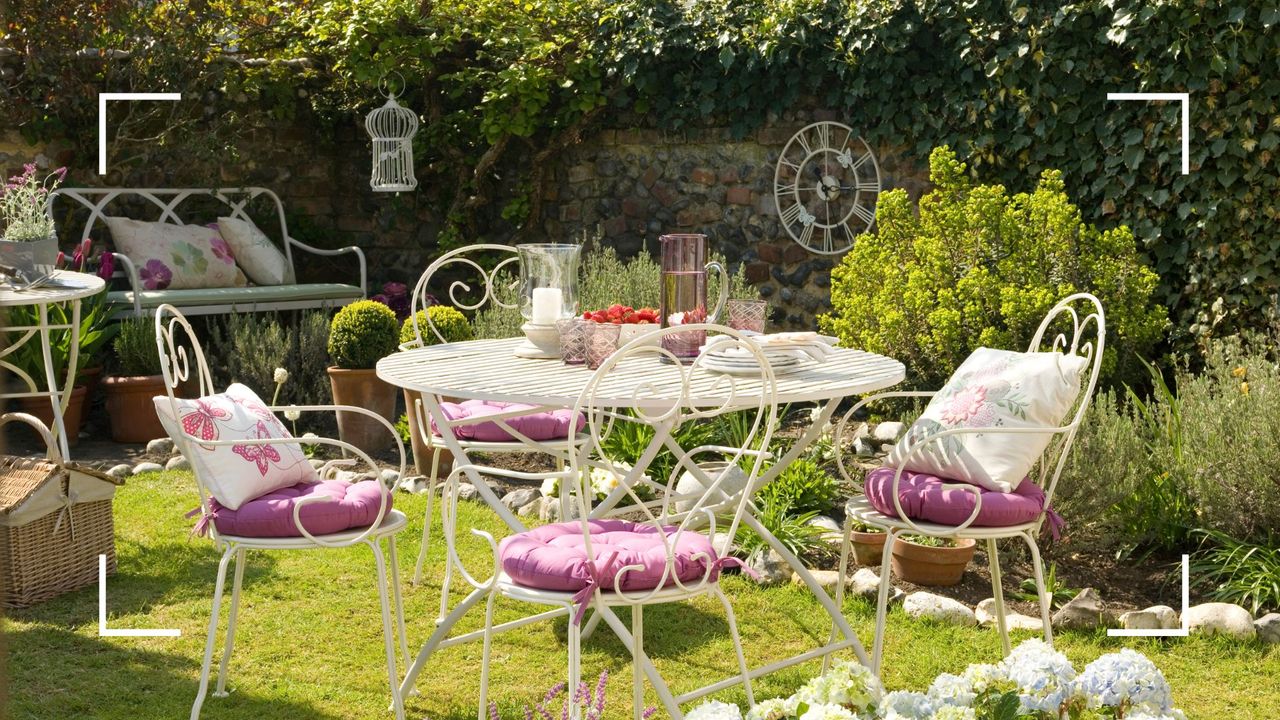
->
[718,45,734,70]
[1123,144,1145,170]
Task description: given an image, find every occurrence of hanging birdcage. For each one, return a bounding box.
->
[365,74,419,192]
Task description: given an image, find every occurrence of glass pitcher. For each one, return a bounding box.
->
[659,233,728,361]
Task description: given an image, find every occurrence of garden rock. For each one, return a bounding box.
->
[106,464,133,480]
[872,422,906,443]
[379,468,400,484]
[1184,603,1255,639]
[501,488,539,511]
[903,592,977,627]
[675,462,748,513]
[165,455,191,471]
[455,482,480,502]
[1118,610,1161,630]
[517,500,540,518]
[309,458,326,470]
[747,549,789,586]
[710,531,735,555]
[1051,587,1109,630]
[1254,613,1280,644]
[792,569,842,591]
[846,567,904,603]
[146,437,175,456]
[131,462,164,475]
[975,598,1045,631]
[1141,605,1180,630]
[852,437,877,457]
[807,515,841,534]
[398,476,429,494]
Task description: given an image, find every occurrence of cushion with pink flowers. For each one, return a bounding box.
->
[430,399,583,442]
[215,216,296,286]
[153,383,318,510]
[886,347,1089,493]
[104,217,247,290]
[863,466,1048,528]
[204,478,390,538]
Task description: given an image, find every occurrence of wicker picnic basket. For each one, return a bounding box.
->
[0,413,119,608]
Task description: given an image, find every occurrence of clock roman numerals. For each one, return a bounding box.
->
[773,121,880,255]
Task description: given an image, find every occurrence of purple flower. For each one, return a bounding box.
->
[382,281,408,297]
[210,236,235,264]
[371,293,391,306]
[141,259,173,290]
[97,251,115,280]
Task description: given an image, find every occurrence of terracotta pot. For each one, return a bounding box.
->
[103,374,169,443]
[78,365,103,406]
[328,367,397,455]
[890,537,977,587]
[850,529,887,567]
[18,386,87,447]
[402,388,454,477]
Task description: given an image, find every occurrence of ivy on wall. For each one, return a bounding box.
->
[4,0,1277,346]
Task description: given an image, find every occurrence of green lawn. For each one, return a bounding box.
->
[7,471,1278,719]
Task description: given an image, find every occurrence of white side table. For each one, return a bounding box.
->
[0,271,107,458]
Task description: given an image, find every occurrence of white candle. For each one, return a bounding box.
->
[531,287,563,325]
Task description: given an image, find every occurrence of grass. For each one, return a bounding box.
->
[6,471,1280,719]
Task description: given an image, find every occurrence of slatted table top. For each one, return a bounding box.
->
[378,337,905,408]
[0,271,105,308]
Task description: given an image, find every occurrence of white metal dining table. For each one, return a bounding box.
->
[376,336,905,704]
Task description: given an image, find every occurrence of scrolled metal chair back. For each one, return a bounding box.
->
[565,324,779,602]
[1025,292,1106,513]
[405,244,521,346]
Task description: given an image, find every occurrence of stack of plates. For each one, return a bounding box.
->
[700,346,806,376]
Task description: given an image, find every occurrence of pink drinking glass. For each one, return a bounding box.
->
[585,322,621,370]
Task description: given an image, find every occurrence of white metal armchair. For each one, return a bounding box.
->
[397,324,781,720]
[153,304,410,720]
[829,293,1105,672]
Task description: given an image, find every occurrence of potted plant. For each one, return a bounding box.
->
[398,305,473,473]
[327,300,400,454]
[848,518,887,567]
[102,317,169,443]
[0,164,64,274]
[890,534,977,586]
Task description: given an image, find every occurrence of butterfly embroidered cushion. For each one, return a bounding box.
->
[152,383,318,510]
[885,347,1089,493]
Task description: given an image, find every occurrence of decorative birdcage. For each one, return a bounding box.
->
[365,74,419,193]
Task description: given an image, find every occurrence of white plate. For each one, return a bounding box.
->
[703,359,808,376]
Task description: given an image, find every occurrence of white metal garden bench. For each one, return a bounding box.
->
[48,187,366,317]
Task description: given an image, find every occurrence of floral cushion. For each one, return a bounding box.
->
[215,216,295,286]
[886,347,1088,492]
[104,216,247,290]
[153,383,318,510]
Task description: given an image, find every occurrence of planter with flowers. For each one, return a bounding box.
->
[685,639,1186,720]
[327,300,401,455]
[0,164,65,274]
[891,534,977,587]
[583,305,661,346]
[398,305,474,474]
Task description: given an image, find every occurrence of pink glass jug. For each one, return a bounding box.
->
[659,233,728,361]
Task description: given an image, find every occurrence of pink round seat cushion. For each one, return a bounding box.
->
[432,399,584,442]
[498,519,722,593]
[864,467,1047,528]
[209,480,391,538]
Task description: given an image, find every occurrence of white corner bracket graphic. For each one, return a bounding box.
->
[98,92,182,175]
[1106,92,1190,175]
[99,554,181,637]
[1107,554,1190,638]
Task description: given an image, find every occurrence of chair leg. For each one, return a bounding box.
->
[824,513,855,673]
[871,529,898,675]
[413,447,442,587]
[597,605,682,719]
[987,538,1011,656]
[580,608,603,641]
[568,603,583,720]
[370,540,407,720]
[214,547,247,697]
[713,587,754,706]
[387,537,410,669]
[477,591,499,720]
[631,605,644,720]
[437,477,455,625]
[191,545,235,720]
[1020,531,1054,646]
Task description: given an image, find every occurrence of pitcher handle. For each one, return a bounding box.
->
[706,260,730,324]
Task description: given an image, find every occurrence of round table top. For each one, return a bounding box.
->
[378,337,905,408]
[0,270,106,307]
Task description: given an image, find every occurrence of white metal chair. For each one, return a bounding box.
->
[153,304,411,720]
[401,244,578,597]
[398,324,780,720]
[829,293,1105,672]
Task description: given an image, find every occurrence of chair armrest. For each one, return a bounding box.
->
[269,403,406,479]
[833,390,938,485]
[285,236,368,295]
[110,252,145,316]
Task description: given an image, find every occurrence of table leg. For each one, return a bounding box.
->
[419,393,526,533]
[36,302,72,459]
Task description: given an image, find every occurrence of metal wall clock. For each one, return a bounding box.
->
[773,121,881,255]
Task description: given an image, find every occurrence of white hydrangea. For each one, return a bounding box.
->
[685,700,743,720]
[797,702,857,720]
[540,476,560,498]
[1125,712,1187,720]
[929,707,976,720]
[1076,648,1175,714]
[926,673,975,708]
[792,660,883,714]
[880,690,934,720]
[959,663,1007,696]
[997,639,1078,714]
[589,466,621,499]
[745,697,798,720]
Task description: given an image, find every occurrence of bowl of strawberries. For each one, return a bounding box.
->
[583,305,662,346]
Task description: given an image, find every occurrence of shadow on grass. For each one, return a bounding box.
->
[6,625,344,720]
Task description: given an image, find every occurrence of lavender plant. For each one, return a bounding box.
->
[493,671,656,720]
[1,164,64,241]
